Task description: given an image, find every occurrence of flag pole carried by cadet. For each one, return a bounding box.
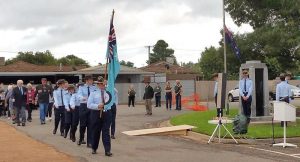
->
[103,9,120,116]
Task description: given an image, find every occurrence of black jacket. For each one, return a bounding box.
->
[143,85,154,99]
[12,86,27,108]
[35,84,53,103]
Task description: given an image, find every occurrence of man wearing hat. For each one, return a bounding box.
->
[239,69,253,118]
[77,75,97,147]
[53,79,67,136]
[276,73,292,127]
[35,78,53,124]
[87,76,113,156]
[143,80,154,115]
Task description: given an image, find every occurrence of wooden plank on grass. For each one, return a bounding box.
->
[122,125,196,136]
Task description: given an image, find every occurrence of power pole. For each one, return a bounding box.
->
[145,45,152,64]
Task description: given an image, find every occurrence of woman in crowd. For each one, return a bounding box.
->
[128,84,136,107]
[165,81,172,110]
[26,83,35,122]
[5,84,15,122]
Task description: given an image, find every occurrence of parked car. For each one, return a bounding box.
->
[228,85,239,102]
[229,84,300,102]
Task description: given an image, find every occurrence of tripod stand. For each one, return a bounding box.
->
[207,112,238,144]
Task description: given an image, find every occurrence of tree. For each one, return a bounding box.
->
[5,51,90,67]
[57,55,89,66]
[225,0,300,78]
[119,60,134,67]
[148,40,176,64]
[199,47,224,80]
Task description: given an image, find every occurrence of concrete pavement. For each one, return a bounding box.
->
[1,104,300,162]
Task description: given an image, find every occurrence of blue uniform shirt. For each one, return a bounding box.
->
[63,92,72,111]
[70,92,81,109]
[53,88,68,108]
[239,78,253,97]
[87,88,104,111]
[78,84,97,103]
[276,81,292,102]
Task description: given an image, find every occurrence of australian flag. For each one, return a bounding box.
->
[224,25,242,62]
[105,11,120,110]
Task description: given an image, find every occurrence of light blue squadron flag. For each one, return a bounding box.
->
[104,10,120,110]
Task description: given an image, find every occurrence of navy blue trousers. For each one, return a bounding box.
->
[241,96,252,117]
[64,110,72,137]
[90,109,112,152]
[54,106,65,134]
[175,95,181,110]
[79,103,92,144]
[111,104,116,136]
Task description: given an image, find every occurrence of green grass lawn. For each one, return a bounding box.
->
[170,109,300,139]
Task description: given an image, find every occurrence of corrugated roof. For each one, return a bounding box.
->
[77,65,154,75]
[139,61,196,74]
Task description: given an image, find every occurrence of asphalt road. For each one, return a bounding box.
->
[1,103,300,162]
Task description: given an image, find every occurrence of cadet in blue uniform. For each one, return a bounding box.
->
[69,84,81,142]
[53,79,67,136]
[276,73,292,127]
[87,77,112,156]
[63,84,75,139]
[239,69,253,118]
[77,75,96,147]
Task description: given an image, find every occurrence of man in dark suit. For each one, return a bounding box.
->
[12,80,27,126]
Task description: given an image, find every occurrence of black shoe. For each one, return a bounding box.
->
[87,144,92,148]
[72,136,76,142]
[92,150,97,154]
[17,123,20,126]
[27,119,32,122]
[12,121,16,124]
[53,129,57,134]
[111,135,115,139]
[149,113,152,115]
[60,132,64,136]
[77,140,82,145]
[22,123,25,126]
[64,132,67,138]
[81,141,86,144]
[105,152,113,157]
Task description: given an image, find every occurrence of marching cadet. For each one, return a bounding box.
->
[69,84,81,142]
[87,76,113,156]
[276,73,292,127]
[53,79,67,136]
[239,69,253,119]
[77,75,96,147]
[63,84,75,139]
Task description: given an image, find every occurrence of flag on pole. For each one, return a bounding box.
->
[224,25,242,62]
[104,10,120,110]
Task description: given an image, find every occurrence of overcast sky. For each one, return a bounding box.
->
[0,0,252,67]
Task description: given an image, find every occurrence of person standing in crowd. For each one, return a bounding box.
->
[174,80,183,111]
[239,69,253,119]
[0,89,5,117]
[26,83,35,122]
[46,92,54,122]
[87,76,113,156]
[110,88,118,139]
[77,75,96,147]
[53,79,67,136]
[276,73,292,127]
[63,84,75,139]
[143,80,154,115]
[154,83,162,107]
[165,81,172,110]
[5,84,14,121]
[11,80,27,126]
[35,78,53,125]
[69,84,81,142]
[128,84,135,107]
